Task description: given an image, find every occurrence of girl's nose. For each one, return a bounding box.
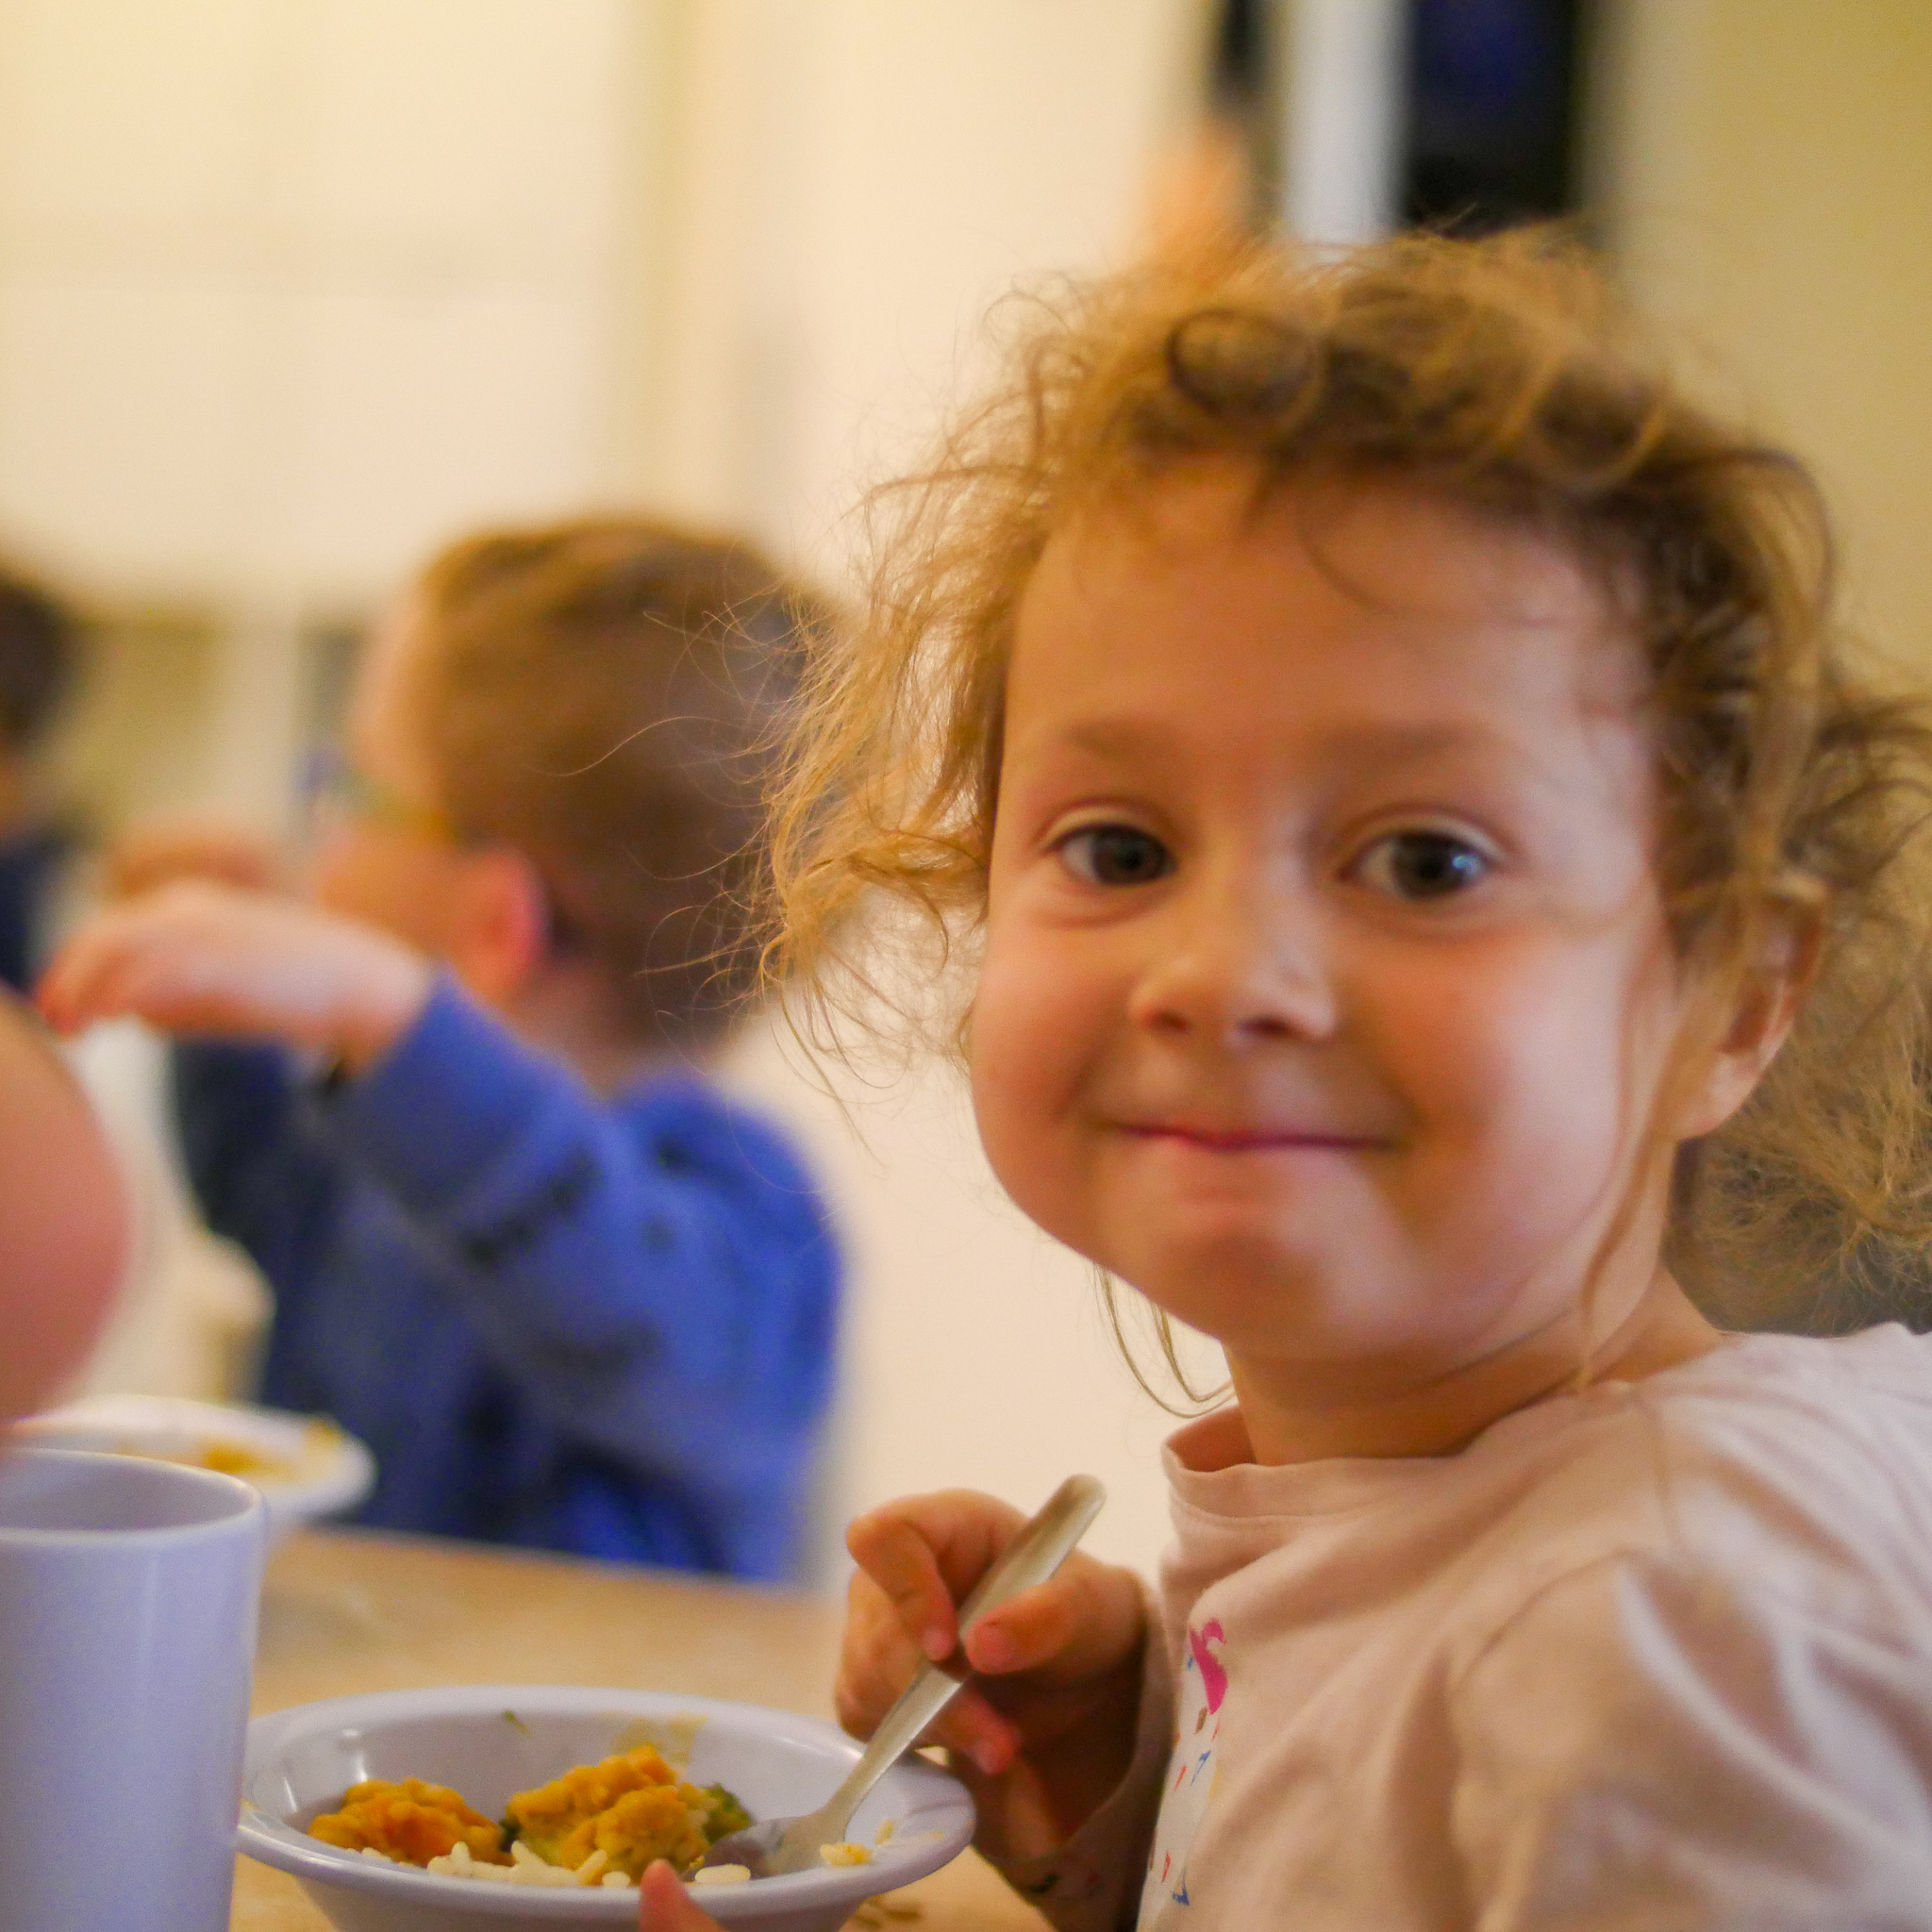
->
[1125,873,1338,1044]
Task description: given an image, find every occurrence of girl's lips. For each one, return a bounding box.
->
[1118,1123,1381,1152]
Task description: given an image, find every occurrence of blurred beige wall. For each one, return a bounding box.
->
[637,0,1208,571]
[1594,0,1932,671]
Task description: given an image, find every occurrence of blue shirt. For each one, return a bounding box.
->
[174,977,841,1580]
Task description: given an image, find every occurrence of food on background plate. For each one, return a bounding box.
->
[19,1394,376,1541]
[308,1742,752,1889]
[121,1435,297,1481]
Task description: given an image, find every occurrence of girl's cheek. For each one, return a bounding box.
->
[970,946,1076,1194]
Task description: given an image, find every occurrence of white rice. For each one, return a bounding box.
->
[819,1841,874,1868]
[424,1839,636,1888]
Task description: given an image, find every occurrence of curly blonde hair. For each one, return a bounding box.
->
[768,229,1932,1333]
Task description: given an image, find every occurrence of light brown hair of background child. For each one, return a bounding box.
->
[409,517,829,1055]
[765,227,1932,1342]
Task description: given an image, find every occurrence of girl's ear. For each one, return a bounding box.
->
[441,844,551,1010]
[1675,914,1819,1140]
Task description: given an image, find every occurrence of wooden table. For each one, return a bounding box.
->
[233,1527,1049,1931]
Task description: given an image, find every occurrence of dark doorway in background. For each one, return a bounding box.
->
[1401,0,1594,232]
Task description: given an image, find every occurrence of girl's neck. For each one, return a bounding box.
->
[1223,1268,1724,1467]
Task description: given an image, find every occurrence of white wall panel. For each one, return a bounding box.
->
[293,0,625,271]
[0,0,631,604]
[288,284,606,591]
[0,274,275,589]
[0,0,275,236]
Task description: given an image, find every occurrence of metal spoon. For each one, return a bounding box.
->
[694,1474,1107,1880]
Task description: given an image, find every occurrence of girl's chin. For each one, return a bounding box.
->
[1103,1233,1360,1340]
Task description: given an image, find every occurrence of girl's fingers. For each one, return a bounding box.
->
[962,1554,1145,1685]
[637,1860,724,1931]
[846,1490,1029,1658]
[845,1510,964,1661]
[836,1491,1143,1786]
[831,1617,1021,1773]
[924,1685,1023,1774]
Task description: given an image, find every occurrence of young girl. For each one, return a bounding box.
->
[638,230,1932,1928]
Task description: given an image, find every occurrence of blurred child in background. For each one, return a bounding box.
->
[0,563,80,993]
[42,519,841,1581]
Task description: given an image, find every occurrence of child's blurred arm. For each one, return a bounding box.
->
[106,819,286,899]
[39,881,432,1070]
[840,1490,1171,1928]
[40,883,425,1318]
[298,975,840,1577]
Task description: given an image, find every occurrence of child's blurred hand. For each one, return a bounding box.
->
[637,1861,725,1930]
[839,1489,1147,1863]
[38,881,432,1072]
[107,818,287,900]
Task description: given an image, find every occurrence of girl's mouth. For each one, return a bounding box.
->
[1117,1123,1382,1154]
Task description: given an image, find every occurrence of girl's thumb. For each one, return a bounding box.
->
[638,1859,726,1932]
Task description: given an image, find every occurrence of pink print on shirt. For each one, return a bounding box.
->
[1140,1619,1226,1924]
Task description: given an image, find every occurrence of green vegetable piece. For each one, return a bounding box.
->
[699,1784,751,1843]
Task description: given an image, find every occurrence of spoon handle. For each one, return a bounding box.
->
[813,1474,1107,1840]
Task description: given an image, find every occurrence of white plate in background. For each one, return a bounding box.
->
[14,1393,375,1542]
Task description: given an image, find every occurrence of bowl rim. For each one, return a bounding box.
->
[238,1682,975,1920]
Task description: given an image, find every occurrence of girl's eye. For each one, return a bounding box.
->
[1354,829,1491,901]
[1056,824,1174,888]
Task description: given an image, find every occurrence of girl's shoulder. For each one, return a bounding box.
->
[1169,1328,1932,1652]
[1452,1324,1932,1656]
[1616,1323,1932,1482]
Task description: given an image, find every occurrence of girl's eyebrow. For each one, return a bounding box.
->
[1032,714,1533,766]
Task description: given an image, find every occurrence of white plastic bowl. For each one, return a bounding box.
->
[18,1393,374,1543]
[238,1684,976,1932]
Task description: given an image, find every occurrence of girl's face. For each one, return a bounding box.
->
[972,472,1735,1428]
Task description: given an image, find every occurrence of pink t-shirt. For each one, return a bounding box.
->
[992,1327,1932,1930]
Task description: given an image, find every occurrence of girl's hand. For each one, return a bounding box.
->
[838,1489,1147,1864]
[37,881,433,1072]
[637,1861,725,1931]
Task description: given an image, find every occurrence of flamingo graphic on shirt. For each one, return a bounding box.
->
[1140,1620,1227,1924]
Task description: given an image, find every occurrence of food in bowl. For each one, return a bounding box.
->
[310,1777,512,1869]
[308,1743,752,1886]
[239,1685,974,1932]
